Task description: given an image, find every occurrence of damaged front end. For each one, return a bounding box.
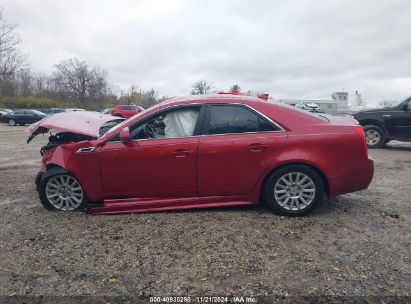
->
[26,111,124,155]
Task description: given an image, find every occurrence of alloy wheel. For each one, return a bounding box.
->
[8,119,16,126]
[274,172,316,211]
[45,174,84,211]
[365,130,381,146]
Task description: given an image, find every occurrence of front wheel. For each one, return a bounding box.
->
[364,125,386,149]
[38,172,88,211]
[8,119,16,126]
[264,165,324,216]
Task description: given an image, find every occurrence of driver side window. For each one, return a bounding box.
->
[130,106,201,140]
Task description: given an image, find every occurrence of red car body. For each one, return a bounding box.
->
[30,95,374,215]
[111,104,143,118]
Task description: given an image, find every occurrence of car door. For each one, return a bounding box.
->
[26,111,38,123]
[98,105,204,199]
[197,104,287,197]
[14,110,26,123]
[386,99,411,138]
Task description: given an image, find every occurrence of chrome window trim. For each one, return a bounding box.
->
[233,103,285,132]
[104,101,286,144]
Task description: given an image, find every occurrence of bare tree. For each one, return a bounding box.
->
[0,9,24,95]
[16,68,32,96]
[53,58,109,104]
[32,73,47,97]
[191,80,213,95]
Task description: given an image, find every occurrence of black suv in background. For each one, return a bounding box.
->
[353,97,411,148]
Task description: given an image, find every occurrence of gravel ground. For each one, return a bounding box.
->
[0,124,410,299]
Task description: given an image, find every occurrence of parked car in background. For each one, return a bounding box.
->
[101,108,112,115]
[111,104,143,118]
[65,108,86,112]
[28,95,373,216]
[353,97,411,148]
[295,102,322,113]
[2,109,46,126]
[44,108,65,115]
[0,108,13,119]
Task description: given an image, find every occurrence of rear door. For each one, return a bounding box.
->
[197,104,287,196]
[27,111,39,123]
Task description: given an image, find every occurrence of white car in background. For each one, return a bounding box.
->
[295,102,322,113]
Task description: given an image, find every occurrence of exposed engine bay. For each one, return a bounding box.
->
[37,118,124,155]
[40,132,96,155]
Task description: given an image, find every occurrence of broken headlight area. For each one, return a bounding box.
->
[40,132,96,156]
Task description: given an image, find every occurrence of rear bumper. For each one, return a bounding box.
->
[329,156,374,197]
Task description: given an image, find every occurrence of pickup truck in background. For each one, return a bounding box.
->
[353,97,411,148]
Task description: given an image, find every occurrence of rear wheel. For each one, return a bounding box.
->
[264,165,324,216]
[8,119,16,126]
[364,125,386,149]
[39,172,88,211]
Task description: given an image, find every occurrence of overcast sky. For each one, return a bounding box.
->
[3,0,411,104]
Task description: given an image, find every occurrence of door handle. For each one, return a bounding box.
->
[172,149,192,158]
[383,114,391,118]
[248,143,269,152]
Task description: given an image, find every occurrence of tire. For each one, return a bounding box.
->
[363,125,386,149]
[38,171,88,212]
[263,165,325,216]
[8,119,16,126]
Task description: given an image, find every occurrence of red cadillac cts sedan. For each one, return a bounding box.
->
[28,95,374,216]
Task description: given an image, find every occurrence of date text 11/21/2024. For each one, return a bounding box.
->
[149,296,257,303]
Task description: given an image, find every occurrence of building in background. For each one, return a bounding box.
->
[331,92,351,113]
[277,98,337,114]
[276,91,352,115]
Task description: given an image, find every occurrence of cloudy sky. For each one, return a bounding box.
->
[3,0,411,104]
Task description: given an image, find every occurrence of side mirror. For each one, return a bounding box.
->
[403,103,409,111]
[119,127,131,142]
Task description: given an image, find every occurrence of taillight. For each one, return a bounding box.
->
[353,125,368,155]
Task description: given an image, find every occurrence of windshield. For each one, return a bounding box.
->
[101,103,163,138]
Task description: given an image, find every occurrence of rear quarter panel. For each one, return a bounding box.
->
[248,102,373,198]
[276,125,372,197]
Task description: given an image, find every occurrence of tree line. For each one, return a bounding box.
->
[0,10,257,110]
[0,10,167,109]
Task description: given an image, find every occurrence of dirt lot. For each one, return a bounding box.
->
[0,124,410,299]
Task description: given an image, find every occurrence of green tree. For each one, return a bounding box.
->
[229,84,241,93]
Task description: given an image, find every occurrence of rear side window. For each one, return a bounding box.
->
[206,105,279,135]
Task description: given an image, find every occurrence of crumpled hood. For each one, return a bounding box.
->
[26,111,121,143]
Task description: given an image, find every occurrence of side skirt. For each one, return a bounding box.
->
[87,196,257,215]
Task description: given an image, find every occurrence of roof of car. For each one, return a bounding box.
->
[161,94,266,106]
